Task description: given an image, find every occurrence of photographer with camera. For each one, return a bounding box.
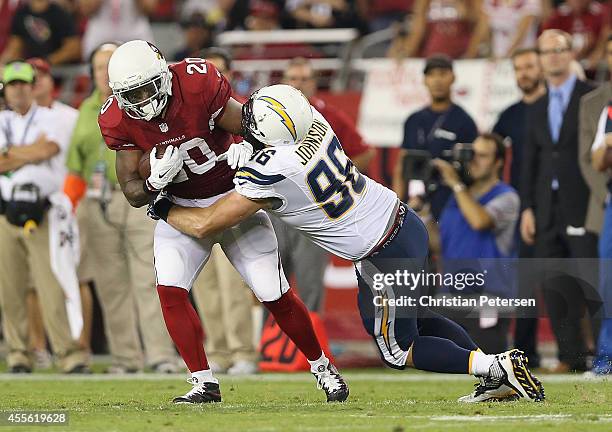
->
[393,54,478,222]
[0,62,89,373]
[435,133,520,352]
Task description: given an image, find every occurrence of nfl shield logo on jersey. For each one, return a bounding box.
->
[159,123,169,133]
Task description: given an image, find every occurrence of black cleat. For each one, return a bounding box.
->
[65,364,92,374]
[312,362,349,402]
[9,364,32,374]
[173,378,222,404]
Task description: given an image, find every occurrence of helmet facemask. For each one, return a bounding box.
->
[114,71,171,121]
[241,96,266,150]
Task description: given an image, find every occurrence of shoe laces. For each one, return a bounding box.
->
[473,375,502,396]
[314,364,344,393]
[488,357,506,382]
[184,377,208,397]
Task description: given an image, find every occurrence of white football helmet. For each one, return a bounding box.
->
[107,40,172,121]
[243,84,313,147]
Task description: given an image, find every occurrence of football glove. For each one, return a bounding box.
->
[147,191,173,221]
[146,146,183,192]
[217,142,254,170]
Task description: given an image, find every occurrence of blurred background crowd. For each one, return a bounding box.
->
[0,0,610,376]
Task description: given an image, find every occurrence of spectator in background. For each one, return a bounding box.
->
[364,0,413,33]
[278,56,375,311]
[481,0,541,59]
[0,0,20,55]
[23,57,92,368]
[0,0,81,65]
[388,0,488,59]
[521,29,597,372]
[493,48,546,195]
[542,0,610,71]
[63,43,179,374]
[79,0,158,59]
[588,34,612,375]
[245,0,283,30]
[173,12,214,61]
[226,0,286,30]
[492,47,546,367]
[233,0,321,59]
[284,0,366,31]
[189,47,259,375]
[0,62,89,373]
[392,55,478,222]
[435,133,519,352]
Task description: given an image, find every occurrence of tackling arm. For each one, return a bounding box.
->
[115,149,151,208]
[166,191,270,239]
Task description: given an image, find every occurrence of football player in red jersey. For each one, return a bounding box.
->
[98,40,348,404]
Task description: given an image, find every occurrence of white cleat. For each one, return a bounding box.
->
[312,361,349,402]
[489,349,545,402]
[458,376,519,403]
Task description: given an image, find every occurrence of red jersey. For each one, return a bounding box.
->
[309,97,369,159]
[99,59,236,199]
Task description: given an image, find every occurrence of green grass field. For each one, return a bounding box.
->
[0,371,610,432]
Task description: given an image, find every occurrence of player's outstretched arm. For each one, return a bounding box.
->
[166,191,269,238]
[116,149,151,208]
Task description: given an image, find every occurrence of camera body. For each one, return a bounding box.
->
[402,143,474,197]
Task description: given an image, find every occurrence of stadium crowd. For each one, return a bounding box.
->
[0,0,610,376]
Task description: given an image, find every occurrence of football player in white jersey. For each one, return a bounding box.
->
[148,85,545,403]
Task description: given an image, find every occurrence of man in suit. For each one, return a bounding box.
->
[587,34,612,375]
[579,40,611,239]
[520,29,598,372]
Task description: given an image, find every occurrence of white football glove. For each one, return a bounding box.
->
[217,142,254,169]
[146,146,183,192]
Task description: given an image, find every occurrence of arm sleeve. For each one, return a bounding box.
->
[484,190,520,232]
[98,98,138,151]
[591,107,608,153]
[203,62,232,123]
[401,116,418,149]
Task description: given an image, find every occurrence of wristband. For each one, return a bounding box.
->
[143,180,159,195]
[154,199,174,222]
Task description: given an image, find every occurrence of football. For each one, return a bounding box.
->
[138,144,172,179]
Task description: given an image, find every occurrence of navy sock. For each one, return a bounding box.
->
[411,335,472,374]
[417,311,479,351]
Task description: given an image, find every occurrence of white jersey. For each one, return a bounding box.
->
[234,109,398,261]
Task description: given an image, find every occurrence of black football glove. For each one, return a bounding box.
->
[147,191,174,221]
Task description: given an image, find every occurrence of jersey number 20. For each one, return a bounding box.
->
[306,137,366,219]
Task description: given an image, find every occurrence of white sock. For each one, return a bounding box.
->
[191,369,218,384]
[469,351,496,376]
[307,352,329,373]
